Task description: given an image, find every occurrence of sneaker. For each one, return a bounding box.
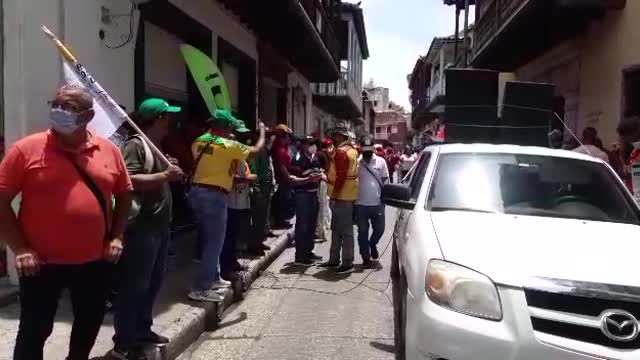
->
[211,278,232,289]
[362,259,375,269]
[293,259,315,267]
[310,253,323,261]
[370,245,379,261]
[110,346,146,360]
[139,331,169,345]
[335,265,354,274]
[188,289,223,303]
[317,261,340,269]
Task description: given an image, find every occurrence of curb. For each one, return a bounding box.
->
[153,229,293,360]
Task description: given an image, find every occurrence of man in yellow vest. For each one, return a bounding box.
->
[320,127,359,274]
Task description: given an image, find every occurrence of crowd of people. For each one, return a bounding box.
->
[8,84,640,360]
[549,123,640,192]
[0,85,421,360]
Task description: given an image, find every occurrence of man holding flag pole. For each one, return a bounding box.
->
[0,84,133,360]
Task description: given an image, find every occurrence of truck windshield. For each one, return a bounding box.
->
[427,153,640,224]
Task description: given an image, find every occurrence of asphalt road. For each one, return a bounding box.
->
[178,207,397,360]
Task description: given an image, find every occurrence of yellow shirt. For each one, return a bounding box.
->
[192,133,250,192]
[328,141,359,201]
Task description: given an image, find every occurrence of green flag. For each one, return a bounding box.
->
[180,44,232,114]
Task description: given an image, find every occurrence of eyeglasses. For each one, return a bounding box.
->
[48,100,90,113]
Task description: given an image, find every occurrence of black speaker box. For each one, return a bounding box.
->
[444,68,499,143]
[500,81,555,146]
[445,68,499,106]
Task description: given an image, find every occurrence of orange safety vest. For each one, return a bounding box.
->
[328,142,359,201]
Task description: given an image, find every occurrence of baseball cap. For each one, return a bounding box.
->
[300,136,319,145]
[360,137,375,151]
[138,98,181,119]
[274,123,293,135]
[233,119,251,133]
[210,109,239,128]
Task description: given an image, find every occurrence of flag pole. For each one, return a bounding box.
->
[41,25,171,166]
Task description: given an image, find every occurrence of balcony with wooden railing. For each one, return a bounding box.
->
[312,67,363,119]
[217,0,342,82]
[472,0,625,70]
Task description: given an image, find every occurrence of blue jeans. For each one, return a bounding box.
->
[356,204,386,260]
[294,191,319,261]
[189,186,228,291]
[113,221,169,348]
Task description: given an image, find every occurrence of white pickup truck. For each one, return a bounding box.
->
[384,143,640,360]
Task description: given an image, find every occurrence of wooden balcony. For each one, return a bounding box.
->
[312,69,363,118]
[216,0,342,82]
[472,0,625,70]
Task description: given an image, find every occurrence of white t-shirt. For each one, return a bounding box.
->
[228,161,251,210]
[573,145,609,163]
[400,153,417,171]
[357,155,390,206]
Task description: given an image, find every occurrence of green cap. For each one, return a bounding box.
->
[212,109,238,128]
[138,98,181,119]
[234,120,250,133]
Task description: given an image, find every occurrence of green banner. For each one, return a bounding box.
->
[180,44,232,114]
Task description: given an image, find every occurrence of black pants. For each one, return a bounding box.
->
[113,221,169,348]
[272,185,293,226]
[294,191,319,261]
[220,209,251,274]
[250,187,271,250]
[14,261,109,360]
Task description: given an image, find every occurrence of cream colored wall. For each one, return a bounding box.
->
[578,1,640,147]
[3,0,137,147]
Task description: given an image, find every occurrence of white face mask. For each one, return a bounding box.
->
[308,145,317,155]
[49,108,81,135]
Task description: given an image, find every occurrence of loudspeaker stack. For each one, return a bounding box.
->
[501,81,555,147]
[444,68,499,143]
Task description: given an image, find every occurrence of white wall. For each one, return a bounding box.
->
[4,0,136,147]
[168,0,257,62]
[288,71,313,135]
[144,21,187,100]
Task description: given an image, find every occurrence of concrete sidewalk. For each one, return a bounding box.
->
[0,227,293,360]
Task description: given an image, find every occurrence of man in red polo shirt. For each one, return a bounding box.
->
[0,85,133,360]
[271,124,294,228]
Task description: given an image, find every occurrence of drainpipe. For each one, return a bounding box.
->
[453,7,460,64]
[463,0,470,67]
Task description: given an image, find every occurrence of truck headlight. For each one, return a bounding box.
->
[425,259,502,321]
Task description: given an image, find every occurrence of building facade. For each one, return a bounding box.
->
[363,83,390,112]
[311,2,370,138]
[1,0,348,283]
[470,0,630,145]
[374,109,409,148]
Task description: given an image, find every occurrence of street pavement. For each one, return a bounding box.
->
[178,207,398,360]
[0,228,293,360]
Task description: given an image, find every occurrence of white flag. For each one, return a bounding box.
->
[62,61,127,139]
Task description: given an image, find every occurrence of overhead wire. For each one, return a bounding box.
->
[104,0,136,49]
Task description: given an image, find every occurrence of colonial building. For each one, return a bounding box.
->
[470,0,630,145]
[363,82,390,112]
[0,0,352,283]
[374,105,410,148]
[311,2,370,138]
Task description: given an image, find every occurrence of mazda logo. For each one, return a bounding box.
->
[600,310,639,342]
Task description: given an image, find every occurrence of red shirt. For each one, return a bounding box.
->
[272,144,293,185]
[0,131,133,264]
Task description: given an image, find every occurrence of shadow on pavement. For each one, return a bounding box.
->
[311,269,351,282]
[369,341,395,353]
[216,311,248,331]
